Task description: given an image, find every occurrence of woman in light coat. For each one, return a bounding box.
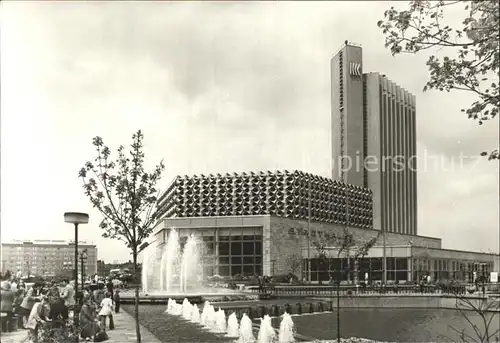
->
[25,295,50,342]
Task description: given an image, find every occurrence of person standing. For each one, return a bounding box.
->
[60,279,75,309]
[18,283,42,327]
[79,294,97,342]
[113,289,120,313]
[106,278,114,295]
[12,283,25,328]
[47,282,60,306]
[25,295,50,342]
[98,292,115,330]
[49,297,68,320]
[1,281,15,332]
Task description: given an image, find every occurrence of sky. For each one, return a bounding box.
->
[1,1,498,263]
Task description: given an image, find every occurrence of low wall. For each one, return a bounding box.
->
[215,295,498,320]
[120,293,259,305]
[312,295,471,309]
[315,295,499,313]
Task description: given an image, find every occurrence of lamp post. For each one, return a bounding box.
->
[25,260,31,278]
[64,212,89,340]
[80,249,88,285]
[307,176,312,283]
[480,263,486,296]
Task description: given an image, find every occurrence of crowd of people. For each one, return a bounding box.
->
[0,276,121,342]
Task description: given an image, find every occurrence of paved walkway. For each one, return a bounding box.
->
[108,310,161,342]
[0,327,28,343]
[0,312,161,343]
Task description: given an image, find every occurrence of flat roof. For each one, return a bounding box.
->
[303,244,498,259]
[1,240,96,247]
[412,245,499,257]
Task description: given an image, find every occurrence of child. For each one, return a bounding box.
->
[98,292,114,330]
[113,289,120,313]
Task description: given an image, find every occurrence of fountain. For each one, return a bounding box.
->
[278,312,295,343]
[200,301,210,325]
[226,312,240,338]
[214,308,227,333]
[166,298,176,314]
[137,228,250,304]
[164,229,181,292]
[257,315,276,343]
[141,229,220,295]
[239,313,255,343]
[142,241,154,294]
[175,302,183,316]
[191,304,201,323]
[180,235,201,293]
[182,298,192,319]
[205,305,217,331]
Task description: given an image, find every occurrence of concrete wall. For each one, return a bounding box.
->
[374,75,417,236]
[312,295,493,311]
[365,73,382,231]
[267,216,441,276]
[331,44,365,187]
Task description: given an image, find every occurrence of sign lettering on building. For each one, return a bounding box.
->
[349,62,362,76]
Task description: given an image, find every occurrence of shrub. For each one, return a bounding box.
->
[272,274,299,284]
[38,321,78,342]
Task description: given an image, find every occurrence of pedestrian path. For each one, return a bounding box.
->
[0,327,28,342]
[0,312,161,343]
[108,310,161,342]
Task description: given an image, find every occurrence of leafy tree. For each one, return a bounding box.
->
[283,253,303,277]
[377,0,499,160]
[312,229,380,284]
[79,130,165,342]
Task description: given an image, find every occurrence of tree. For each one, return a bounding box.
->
[446,293,500,343]
[79,130,165,343]
[312,229,380,284]
[283,253,303,277]
[377,0,499,160]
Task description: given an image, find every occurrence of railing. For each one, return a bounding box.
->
[247,284,467,296]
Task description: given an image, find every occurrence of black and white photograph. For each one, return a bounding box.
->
[1,1,499,342]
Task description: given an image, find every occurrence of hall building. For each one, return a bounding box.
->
[153,171,497,283]
[151,42,498,284]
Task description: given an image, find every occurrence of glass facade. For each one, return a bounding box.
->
[307,257,409,283]
[306,255,494,283]
[161,227,263,278]
[412,258,494,283]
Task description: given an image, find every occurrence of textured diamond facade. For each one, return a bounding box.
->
[156,170,373,228]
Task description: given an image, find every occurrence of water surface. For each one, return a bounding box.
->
[272,308,500,342]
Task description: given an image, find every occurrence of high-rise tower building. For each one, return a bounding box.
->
[331,42,418,235]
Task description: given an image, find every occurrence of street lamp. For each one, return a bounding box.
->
[64,211,89,339]
[80,249,88,284]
